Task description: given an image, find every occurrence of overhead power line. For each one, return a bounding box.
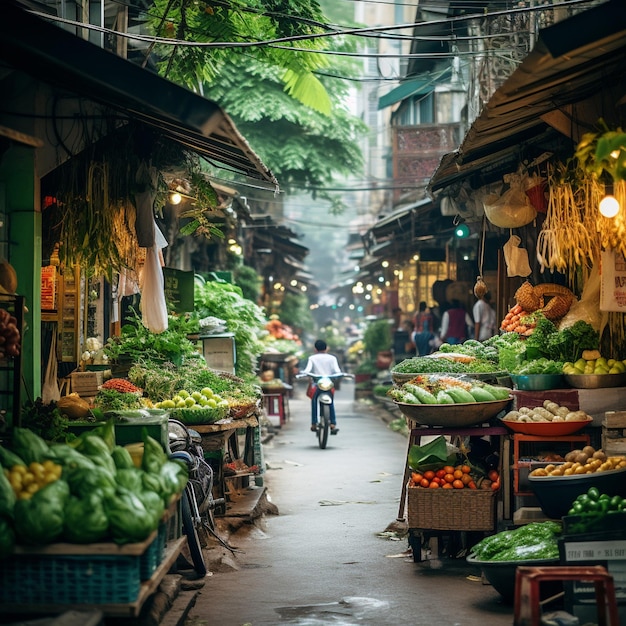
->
[29,0,597,55]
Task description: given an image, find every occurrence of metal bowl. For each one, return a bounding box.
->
[510,374,565,391]
[466,554,560,603]
[564,373,626,389]
[393,397,512,427]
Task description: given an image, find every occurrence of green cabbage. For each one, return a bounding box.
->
[64,492,109,543]
[0,445,24,469]
[0,471,16,519]
[111,445,134,470]
[64,465,117,499]
[105,487,157,544]
[141,432,168,474]
[14,479,70,545]
[75,435,116,475]
[11,428,50,465]
[115,467,145,493]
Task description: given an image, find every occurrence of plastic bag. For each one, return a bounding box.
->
[42,333,60,404]
[559,261,602,330]
[140,243,168,333]
[483,171,537,228]
[503,235,532,277]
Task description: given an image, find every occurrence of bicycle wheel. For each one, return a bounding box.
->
[181,489,207,578]
[318,403,330,449]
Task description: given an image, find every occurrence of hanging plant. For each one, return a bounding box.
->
[574,118,626,182]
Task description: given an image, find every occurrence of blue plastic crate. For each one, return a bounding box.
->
[0,553,141,605]
[139,532,163,580]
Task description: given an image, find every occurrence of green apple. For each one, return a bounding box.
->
[178,390,190,399]
[207,398,217,408]
[176,399,187,408]
[574,358,587,371]
[191,391,203,401]
[185,397,196,407]
[201,387,214,398]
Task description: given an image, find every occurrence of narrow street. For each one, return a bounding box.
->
[183,381,514,626]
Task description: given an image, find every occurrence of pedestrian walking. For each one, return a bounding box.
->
[473,292,497,342]
[440,299,473,345]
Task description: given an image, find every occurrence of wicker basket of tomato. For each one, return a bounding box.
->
[407,464,500,531]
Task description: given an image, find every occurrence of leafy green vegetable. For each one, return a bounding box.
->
[75,435,116,475]
[512,358,564,375]
[14,479,70,545]
[94,389,143,413]
[471,521,562,561]
[64,465,117,499]
[0,472,16,519]
[105,487,157,544]
[194,278,267,377]
[393,357,468,374]
[141,431,168,475]
[408,436,456,471]
[64,493,110,543]
[0,445,24,469]
[547,320,600,362]
[111,445,135,470]
[20,398,68,442]
[11,428,50,465]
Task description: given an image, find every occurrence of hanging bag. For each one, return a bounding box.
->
[503,234,532,277]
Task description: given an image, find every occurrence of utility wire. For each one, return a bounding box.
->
[27,0,596,52]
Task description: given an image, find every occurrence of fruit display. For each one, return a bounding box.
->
[529,446,626,477]
[4,460,63,500]
[154,388,230,423]
[388,374,511,405]
[562,353,626,375]
[500,304,536,336]
[567,487,626,516]
[502,400,592,424]
[409,464,500,491]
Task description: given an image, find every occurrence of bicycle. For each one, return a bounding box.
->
[169,419,232,577]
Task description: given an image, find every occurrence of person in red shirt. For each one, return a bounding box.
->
[440,299,473,345]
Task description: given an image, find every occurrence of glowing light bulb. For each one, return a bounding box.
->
[599,195,620,218]
[170,192,182,205]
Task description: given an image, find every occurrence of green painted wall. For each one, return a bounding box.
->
[0,145,42,422]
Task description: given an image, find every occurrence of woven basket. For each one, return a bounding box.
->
[407,484,496,531]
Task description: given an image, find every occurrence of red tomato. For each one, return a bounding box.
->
[488,469,500,482]
[436,469,447,479]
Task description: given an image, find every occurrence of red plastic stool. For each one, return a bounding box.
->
[514,565,619,626]
[263,393,286,426]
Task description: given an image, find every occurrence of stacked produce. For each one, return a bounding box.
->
[0,424,187,557]
[529,445,626,477]
[502,400,592,424]
[388,374,511,405]
[562,351,626,375]
[153,387,230,423]
[409,463,500,491]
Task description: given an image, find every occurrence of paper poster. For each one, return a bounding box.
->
[600,249,626,312]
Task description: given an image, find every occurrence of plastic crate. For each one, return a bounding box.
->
[139,532,162,580]
[407,484,496,531]
[0,553,141,605]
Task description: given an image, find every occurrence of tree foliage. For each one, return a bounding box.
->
[145,0,333,114]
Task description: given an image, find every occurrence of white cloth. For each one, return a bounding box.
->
[301,352,342,376]
[473,299,497,341]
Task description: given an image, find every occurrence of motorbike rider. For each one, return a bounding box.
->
[300,339,342,434]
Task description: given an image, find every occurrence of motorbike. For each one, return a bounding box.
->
[296,372,353,449]
[168,419,230,577]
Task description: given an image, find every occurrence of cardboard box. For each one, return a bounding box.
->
[70,371,104,397]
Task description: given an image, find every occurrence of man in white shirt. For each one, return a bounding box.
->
[300,339,342,434]
[473,292,497,342]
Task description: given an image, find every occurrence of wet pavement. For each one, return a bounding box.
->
[183,381,514,626]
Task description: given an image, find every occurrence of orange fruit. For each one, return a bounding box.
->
[442,482,453,489]
[443,465,455,475]
[411,472,422,483]
[460,473,472,485]
[468,481,477,490]
[444,473,455,484]
[436,469,447,479]
[420,478,430,488]
[461,465,472,474]
[453,469,464,480]
[491,480,501,491]
[452,479,464,489]
[428,481,440,488]
[424,470,435,481]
